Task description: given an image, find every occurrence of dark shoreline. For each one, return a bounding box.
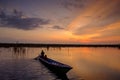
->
[0,43,120,48]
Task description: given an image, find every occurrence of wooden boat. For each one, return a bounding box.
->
[36,56,72,74]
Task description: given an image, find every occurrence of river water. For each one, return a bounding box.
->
[0,47,120,80]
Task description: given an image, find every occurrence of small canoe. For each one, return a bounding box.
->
[38,56,72,74]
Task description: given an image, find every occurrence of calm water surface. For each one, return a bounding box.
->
[0,47,120,80]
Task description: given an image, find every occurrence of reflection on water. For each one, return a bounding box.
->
[12,47,26,59]
[0,47,120,80]
[55,73,69,80]
[13,47,26,54]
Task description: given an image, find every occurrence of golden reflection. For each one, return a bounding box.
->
[51,47,120,80]
[2,47,119,80]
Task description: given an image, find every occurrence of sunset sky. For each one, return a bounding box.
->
[0,0,120,44]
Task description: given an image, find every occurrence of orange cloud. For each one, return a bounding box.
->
[66,0,120,43]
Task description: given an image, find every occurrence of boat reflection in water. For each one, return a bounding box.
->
[35,51,72,80]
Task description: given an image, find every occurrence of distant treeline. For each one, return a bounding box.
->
[0,43,120,48]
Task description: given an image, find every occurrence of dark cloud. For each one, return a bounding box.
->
[62,0,84,10]
[62,0,93,10]
[0,9,49,30]
[52,25,64,30]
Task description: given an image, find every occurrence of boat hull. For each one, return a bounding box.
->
[39,57,72,74]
